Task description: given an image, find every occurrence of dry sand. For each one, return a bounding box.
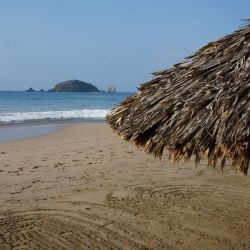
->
[0,123,250,250]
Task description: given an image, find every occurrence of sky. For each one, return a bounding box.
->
[0,0,249,92]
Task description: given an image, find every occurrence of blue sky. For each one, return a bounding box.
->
[0,0,249,91]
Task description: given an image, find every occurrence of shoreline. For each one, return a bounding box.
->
[0,117,105,127]
[0,119,105,142]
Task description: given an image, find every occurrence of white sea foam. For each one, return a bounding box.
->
[0,109,110,123]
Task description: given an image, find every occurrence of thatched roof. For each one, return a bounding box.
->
[106,21,250,175]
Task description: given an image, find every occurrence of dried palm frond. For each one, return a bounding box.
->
[106,21,250,175]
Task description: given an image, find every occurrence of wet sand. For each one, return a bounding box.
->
[0,123,66,142]
[0,123,250,249]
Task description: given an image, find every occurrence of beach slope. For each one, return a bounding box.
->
[0,123,250,249]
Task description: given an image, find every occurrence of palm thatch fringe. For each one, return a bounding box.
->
[106,21,250,175]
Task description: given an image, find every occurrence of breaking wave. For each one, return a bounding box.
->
[0,109,110,124]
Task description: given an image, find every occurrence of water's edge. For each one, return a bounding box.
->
[0,120,105,142]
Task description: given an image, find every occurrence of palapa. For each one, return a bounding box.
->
[106,21,250,175]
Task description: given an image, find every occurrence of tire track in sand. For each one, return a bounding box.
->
[106,182,250,250]
[0,207,157,250]
[1,182,250,249]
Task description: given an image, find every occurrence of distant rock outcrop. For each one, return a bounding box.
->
[52,80,99,92]
[107,86,116,93]
[26,87,36,92]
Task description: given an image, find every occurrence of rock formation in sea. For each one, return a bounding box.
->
[52,80,99,92]
[26,87,36,92]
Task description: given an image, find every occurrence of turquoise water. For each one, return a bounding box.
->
[0,91,132,125]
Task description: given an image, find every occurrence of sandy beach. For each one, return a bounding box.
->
[0,123,250,249]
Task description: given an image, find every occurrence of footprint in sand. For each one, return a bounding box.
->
[10,190,22,194]
[32,165,42,169]
[54,162,65,168]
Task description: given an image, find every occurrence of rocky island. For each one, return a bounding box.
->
[26,87,36,92]
[52,80,99,92]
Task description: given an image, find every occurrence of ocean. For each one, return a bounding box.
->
[0,91,133,125]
